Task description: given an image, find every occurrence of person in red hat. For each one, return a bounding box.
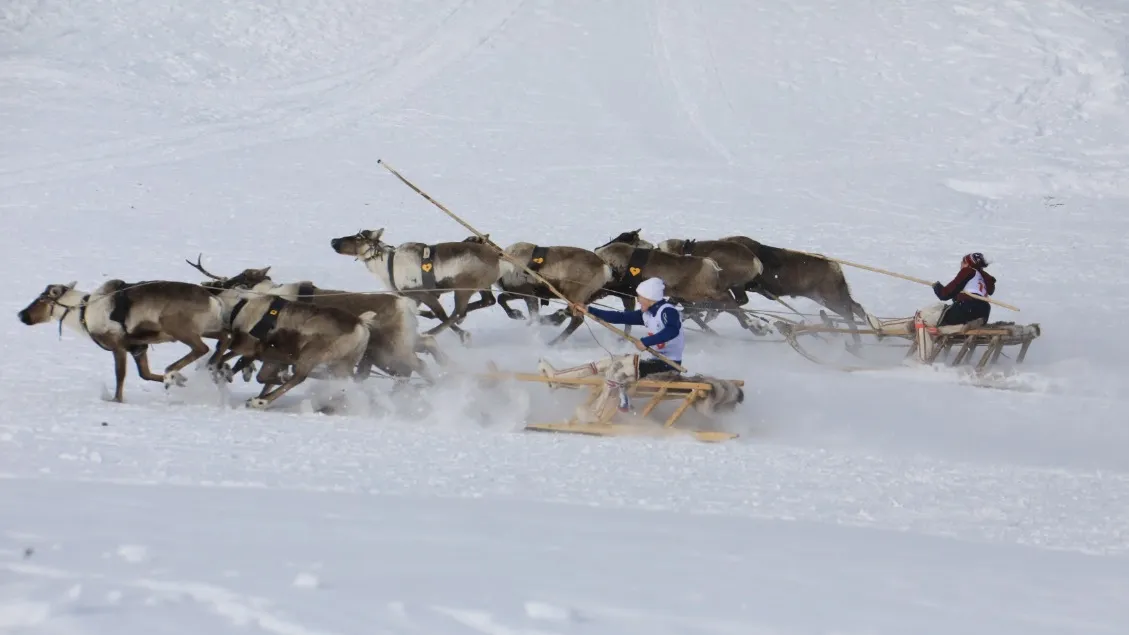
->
[931,252,996,326]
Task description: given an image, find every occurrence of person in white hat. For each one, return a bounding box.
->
[536,277,685,423]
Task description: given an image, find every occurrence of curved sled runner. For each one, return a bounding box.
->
[480,369,743,443]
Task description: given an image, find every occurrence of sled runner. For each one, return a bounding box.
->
[775,317,1041,373]
[479,367,744,443]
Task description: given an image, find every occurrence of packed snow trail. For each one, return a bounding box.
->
[3,0,1129,633]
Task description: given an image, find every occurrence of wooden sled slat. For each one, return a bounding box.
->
[525,421,737,443]
[480,369,742,443]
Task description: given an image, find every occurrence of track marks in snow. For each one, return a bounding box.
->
[648,0,737,165]
[0,0,530,189]
[3,562,338,635]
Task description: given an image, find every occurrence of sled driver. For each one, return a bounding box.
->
[911,252,996,362]
[537,277,685,423]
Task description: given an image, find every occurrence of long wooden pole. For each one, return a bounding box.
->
[376,159,689,373]
[792,250,1020,312]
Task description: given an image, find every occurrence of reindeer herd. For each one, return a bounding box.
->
[16,227,869,410]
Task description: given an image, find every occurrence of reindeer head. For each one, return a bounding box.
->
[18,281,78,325]
[186,254,272,292]
[330,228,386,260]
[656,238,693,255]
[596,229,653,250]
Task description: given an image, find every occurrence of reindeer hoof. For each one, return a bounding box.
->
[163,371,187,388]
[210,365,234,384]
[241,364,256,382]
[458,331,472,346]
[245,397,270,409]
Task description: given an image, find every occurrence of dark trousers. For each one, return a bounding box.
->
[639,358,681,377]
[939,300,991,326]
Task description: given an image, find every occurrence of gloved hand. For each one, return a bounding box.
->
[932,282,943,298]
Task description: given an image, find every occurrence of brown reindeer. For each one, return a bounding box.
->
[462,234,614,345]
[720,235,875,347]
[329,228,511,344]
[594,230,768,335]
[17,279,226,403]
[186,256,446,385]
[205,283,380,409]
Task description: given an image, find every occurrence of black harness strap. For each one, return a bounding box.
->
[228,298,248,330]
[385,254,398,292]
[105,281,141,331]
[528,245,550,272]
[296,282,315,301]
[69,294,114,352]
[419,245,438,289]
[623,248,650,283]
[681,239,697,256]
[248,297,288,340]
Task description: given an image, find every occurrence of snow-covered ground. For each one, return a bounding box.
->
[3,0,1128,632]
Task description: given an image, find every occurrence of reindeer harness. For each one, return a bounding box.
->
[229,296,289,339]
[527,245,550,272]
[55,289,141,355]
[384,244,439,291]
[618,248,651,287]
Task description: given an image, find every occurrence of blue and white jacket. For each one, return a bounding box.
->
[587,299,684,362]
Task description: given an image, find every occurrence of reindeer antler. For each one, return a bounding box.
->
[185,253,226,281]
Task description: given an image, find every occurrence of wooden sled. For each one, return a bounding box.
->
[479,370,742,443]
[776,318,1041,372]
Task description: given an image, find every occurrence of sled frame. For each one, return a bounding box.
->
[479,372,741,442]
[776,321,1040,372]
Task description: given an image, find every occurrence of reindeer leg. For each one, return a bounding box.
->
[821,294,865,354]
[497,291,526,320]
[548,313,586,346]
[687,309,721,335]
[110,347,129,403]
[247,368,310,409]
[523,296,541,326]
[619,294,637,338]
[415,335,449,366]
[206,332,234,375]
[161,333,212,389]
[130,345,165,384]
[445,290,475,345]
[714,293,770,336]
[229,355,258,382]
[419,294,470,342]
[462,290,497,315]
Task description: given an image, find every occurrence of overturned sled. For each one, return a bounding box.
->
[479,367,745,442]
[776,316,1041,373]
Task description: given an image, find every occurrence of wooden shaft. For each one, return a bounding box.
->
[792,250,1020,312]
[376,159,689,373]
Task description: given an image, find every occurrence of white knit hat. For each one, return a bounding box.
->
[636,277,665,301]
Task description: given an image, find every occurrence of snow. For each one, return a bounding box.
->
[2,0,1128,632]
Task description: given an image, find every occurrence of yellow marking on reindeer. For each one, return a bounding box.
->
[269,310,278,315]
[629,266,642,276]
[532,257,544,264]
[421,263,433,272]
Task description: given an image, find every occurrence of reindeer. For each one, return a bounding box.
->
[204,281,381,409]
[186,255,446,385]
[329,229,511,345]
[461,234,614,345]
[651,236,769,330]
[17,279,226,403]
[594,230,768,335]
[720,235,874,349]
